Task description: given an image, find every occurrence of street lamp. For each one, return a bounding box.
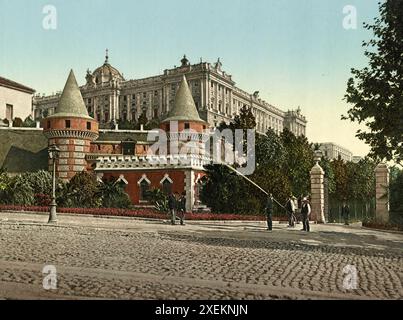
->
[48,144,60,223]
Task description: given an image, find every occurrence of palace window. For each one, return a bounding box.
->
[65,120,71,128]
[138,175,151,201]
[87,122,91,130]
[160,175,173,196]
[5,104,13,121]
[139,180,150,201]
[184,123,190,129]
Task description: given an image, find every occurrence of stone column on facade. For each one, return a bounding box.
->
[159,89,163,116]
[375,163,390,223]
[206,77,210,111]
[109,94,113,122]
[184,170,195,212]
[200,79,204,110]
[310,151,325,223]
[127,94,131,121]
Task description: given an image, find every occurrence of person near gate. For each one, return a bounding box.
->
[301,197,312,232]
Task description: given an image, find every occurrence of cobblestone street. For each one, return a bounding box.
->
[0,212,402,300]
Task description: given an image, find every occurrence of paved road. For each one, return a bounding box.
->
[0,212,402,300]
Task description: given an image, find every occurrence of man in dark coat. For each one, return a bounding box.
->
[265,193,274,231]
[301,197,311,232]
[342,201,350,226]
[178,191,186,226]
[168,192,178,225]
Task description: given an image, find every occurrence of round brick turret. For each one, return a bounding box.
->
[43,70,99,181]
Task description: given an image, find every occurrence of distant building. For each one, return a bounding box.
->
[33,52,307,136]
[318,143,353,162]
[0,76,35,124]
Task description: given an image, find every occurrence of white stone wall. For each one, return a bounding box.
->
[0,86,33,120]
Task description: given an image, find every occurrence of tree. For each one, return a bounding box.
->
[118,119,137,130]
[200,164,255,214]
[343,0,403,163]
[330,157,350,201]
[280,129,314,197]
[137,111,148,129]
[389,166,403,213]
[232,106,256,130]
[22,115,36,128]
[145,117,161,130]
[347,158,376,201]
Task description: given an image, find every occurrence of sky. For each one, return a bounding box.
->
[0,0,382,156]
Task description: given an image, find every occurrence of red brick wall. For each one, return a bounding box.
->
[102,170,185,204]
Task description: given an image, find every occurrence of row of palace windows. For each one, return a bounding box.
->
[138,178,172,201]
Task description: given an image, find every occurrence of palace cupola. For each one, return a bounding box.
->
[43,70,99,181]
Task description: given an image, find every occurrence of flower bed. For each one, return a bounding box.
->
[362,221,403,232]
[0,205,273,221]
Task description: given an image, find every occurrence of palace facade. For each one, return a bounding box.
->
[33,52,307,136]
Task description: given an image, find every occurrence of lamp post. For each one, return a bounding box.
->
[48,144,60,224]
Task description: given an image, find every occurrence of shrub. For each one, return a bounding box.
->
[61,171,101,208]
[98,177,132,209]
[145,188,168,213]
[12,117,23,127]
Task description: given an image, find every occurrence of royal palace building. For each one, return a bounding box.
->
[33,52,307,136]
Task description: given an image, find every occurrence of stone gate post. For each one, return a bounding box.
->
[375,163,389,223]
[310,151,325,223]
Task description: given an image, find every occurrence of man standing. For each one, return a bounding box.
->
[168,192,178,225]
[178,191,186,226]
[285,195,296,227]
[301,197,311,232]
[265,193,274,231]
[342,201,350,226]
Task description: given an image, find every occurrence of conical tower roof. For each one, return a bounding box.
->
[48,70,92,119]
[162,75,205,123]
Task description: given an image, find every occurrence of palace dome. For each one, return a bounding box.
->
[92,50,124,84]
